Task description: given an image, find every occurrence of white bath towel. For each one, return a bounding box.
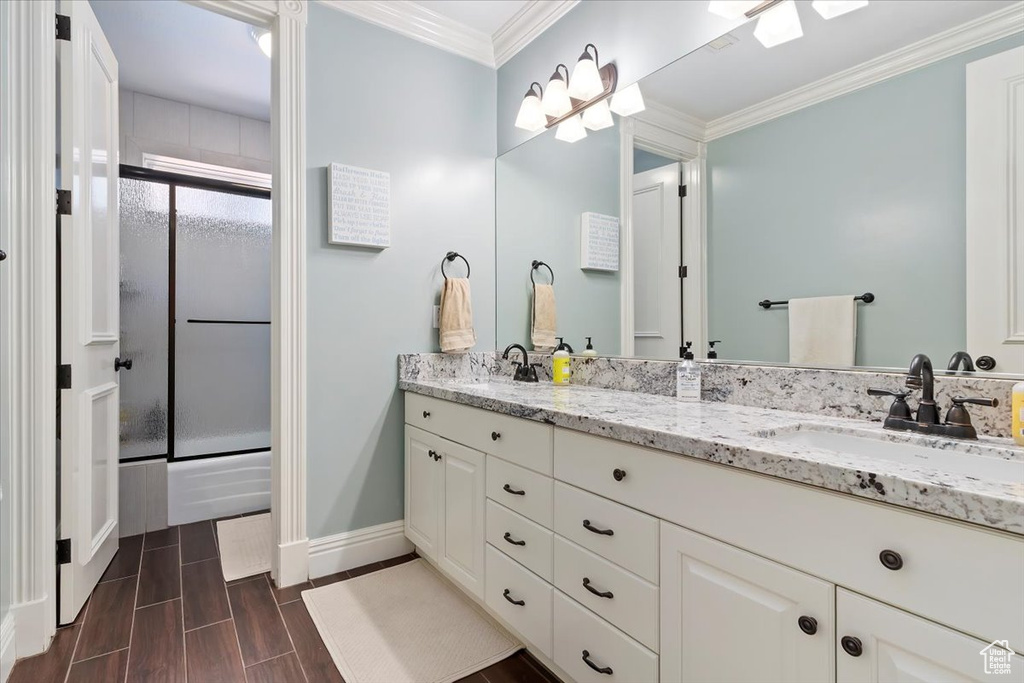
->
[788,295,857,366]
[439,278,476,353]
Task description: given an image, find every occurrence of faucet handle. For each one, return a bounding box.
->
[867,388,911,399]
[945,396,998,431]
[950,396,999,408]
[868,388,913,421]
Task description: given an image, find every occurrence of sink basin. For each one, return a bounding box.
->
[766,425,1024,484]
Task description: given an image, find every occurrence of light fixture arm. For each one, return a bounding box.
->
[582,43,598,64]
[545,62,618,129]
[527,81,543,98]
[552,63,569,82]
[745,0,785,18]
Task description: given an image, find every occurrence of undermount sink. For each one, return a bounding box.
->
[766,425,1024,484]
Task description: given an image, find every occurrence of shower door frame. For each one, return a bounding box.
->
[5,0,308,656]
[119,164,273,464]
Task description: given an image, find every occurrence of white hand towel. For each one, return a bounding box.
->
[439,278,476,354]
[788,295,857,366]
[531,284,557,352]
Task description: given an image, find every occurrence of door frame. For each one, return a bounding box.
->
[4,0,308,657]
[619,116,707,358]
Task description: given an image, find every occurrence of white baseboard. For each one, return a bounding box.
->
[308,520,413,580]
[276,538,310,589]
[11,596,49,659]
[1,613,15,683]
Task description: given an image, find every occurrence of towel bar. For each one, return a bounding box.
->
[758,292,874,310]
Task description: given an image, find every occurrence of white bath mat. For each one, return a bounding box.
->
[302,559,520,683]
[217,513,272,582]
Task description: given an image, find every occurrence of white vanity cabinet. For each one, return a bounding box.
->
[404,424,485,598]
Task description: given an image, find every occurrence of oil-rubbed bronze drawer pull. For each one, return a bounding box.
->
[582,577,613,599]
[503,532,526,547]
[582,650,613,675]
[583,519,614,536]
[798,616,817,635]
[503,484,525,496]
[502,589,525,606]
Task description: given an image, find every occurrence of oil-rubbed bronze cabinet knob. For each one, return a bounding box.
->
[841,636,863,657]
[797,616,818,635]
[422,411,430,418]
[613,469,626,481]
[879,549,903,571]
[491,431,501,441]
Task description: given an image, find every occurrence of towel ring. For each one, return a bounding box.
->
[531,260,554,285]
[441,251,470,280]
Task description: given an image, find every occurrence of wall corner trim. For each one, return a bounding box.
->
[308,521,413,580]
[493,1,580,68]
[704,2,1024,140]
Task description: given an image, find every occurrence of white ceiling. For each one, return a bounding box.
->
[90,0,271,121]
[415,0,530,36]
[641,0,1019,123]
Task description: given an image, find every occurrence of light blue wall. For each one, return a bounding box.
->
[497,2,743,155]
[706,34,1024,369]
[633,148,675,174]
[496,124,621,353]
[306,4,496,539]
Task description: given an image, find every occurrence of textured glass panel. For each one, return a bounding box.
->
[119,178,169,460]
[175,187,271,458]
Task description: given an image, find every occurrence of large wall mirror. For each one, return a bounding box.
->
[495,0,1024,376]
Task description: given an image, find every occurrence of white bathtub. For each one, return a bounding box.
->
[167,450,271,525]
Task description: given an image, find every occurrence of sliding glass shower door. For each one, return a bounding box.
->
[118,169,271,462]
[174,186,271,458]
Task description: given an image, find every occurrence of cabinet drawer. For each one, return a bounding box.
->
[487,500,553,582]
[554,536,659,652]
[406,393,552,474]
[554,482,659,584]
[487,455,553,528]
[555,428,1024,651]
[553,591,658,683]
[486,544,553,659]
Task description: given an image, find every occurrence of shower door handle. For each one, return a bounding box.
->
[114,357,133,372]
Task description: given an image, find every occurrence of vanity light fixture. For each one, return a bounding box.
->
[811,0,869,19]
[710,0,868,49]
[609,83,645,117]
[514,82,547,132]
[568,44,605,100]
[542,64,572,118]
[582,99,614,131]
[555,114,588,143]
[250,26,271,58]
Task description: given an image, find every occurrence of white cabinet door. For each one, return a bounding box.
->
[405,426,441,560]
[661,521,834,683]
[58,0,121,625]
[438,440,485,599]
[836,589,1021,683]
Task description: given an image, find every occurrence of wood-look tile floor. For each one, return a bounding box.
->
[9,514,560,683]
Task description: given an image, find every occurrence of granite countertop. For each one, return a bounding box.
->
[399,378,1024,535]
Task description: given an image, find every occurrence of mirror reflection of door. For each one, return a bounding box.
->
[632,158,682,359]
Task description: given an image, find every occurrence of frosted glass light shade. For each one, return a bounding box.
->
[609,83,645,117]
[707,1,760,19]
[811,0,868,19]
[250,27,272,58]
[514,91,547,132]
[569,53,604,100]
[555,115,587,143]
[542,74,572,117]
[754,0,803,48]
[582,99,614,131]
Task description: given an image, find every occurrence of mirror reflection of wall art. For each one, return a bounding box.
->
[580,211,619,271]
[328,162,391,248]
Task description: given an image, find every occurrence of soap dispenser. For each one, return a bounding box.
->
[676,341,701,402]
[1013,380,1024,446]
[707,340,721,360]
[553,337,572,385]
[583,337,598,357]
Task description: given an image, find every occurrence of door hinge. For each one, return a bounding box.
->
[55,14,70,41]
[56,539,71,565]
[57,364,72,390]
[679,184,687,198]
[679,265,688,278]
[56,189,72,216]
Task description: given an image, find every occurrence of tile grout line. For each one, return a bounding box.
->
[120,534,145,683]
[222,550,249,682]
[179,533,188,683]
[257,573,307,682]
[70,646,130,667]
[183,617,233,634]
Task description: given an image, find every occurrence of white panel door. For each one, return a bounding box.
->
[58,0,120,624]
[633,162,682,359]
[836,589,1020,682]
[438,441,485,599]
[404,426,440,560]
[660,521,835,683]
[966,46,1024,374]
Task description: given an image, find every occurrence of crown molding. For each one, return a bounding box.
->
[705,2,1024,140]
[318,0,495,67]
[493,0,580,68]
[635,100,708,142]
